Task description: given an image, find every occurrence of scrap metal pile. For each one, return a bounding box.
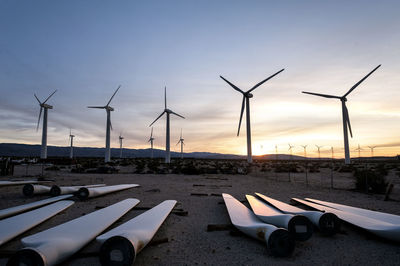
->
[222,192,400,257]
[0,180,177,265]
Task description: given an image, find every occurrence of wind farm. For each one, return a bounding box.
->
[1,1,400,265]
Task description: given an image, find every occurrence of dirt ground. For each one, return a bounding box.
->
[0,164,400,265]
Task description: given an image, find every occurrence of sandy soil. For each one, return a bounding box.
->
[0,165,400,265]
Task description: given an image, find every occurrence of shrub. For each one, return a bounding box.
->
[354,168,388,194]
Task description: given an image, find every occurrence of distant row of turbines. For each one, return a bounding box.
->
[279,144,378,159]
[35,86,185,163]
[34,64,381,164]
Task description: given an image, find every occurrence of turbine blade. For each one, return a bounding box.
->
[176,140,180,145]
[302,91,341,99]
[247,68,285,93]
[220,76,244,94]
[149,111,166,127]
[237,96,245,136]
[106,85,121,106]
[343,65,381,97]
[151,127,153,138]
[42,89,57,104]
[87,106,105,109]
[164,86,167,109]
[34,94,41,104]
[170,111,185,119]
[36,107,43,131]
[344,104,353,138]
[110,120,113,131]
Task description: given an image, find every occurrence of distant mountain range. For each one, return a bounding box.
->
[0,143,245,159]
[1,143,396,161]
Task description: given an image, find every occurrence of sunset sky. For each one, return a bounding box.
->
[1,0,399,158]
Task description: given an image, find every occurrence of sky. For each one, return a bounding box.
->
[1,0,400,158]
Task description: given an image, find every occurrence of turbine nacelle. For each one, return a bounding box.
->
[41,104,53,109]
[245,92,253,98]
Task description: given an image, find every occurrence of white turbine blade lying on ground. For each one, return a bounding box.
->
[0,180,41,187]
[0,194,73,220]
[343,65,381,97]
[50,184,106,196]
[23,184,51,197]
[149,111,166,127]
[246,195,313,242]
[107,85,121,106]
[8,198,139,266]
[76,184,139,200]
[304,198,400,225]
[97,200,177,265]
[220,76,244,94]
[255,193,340,236]
[247,68,285,93]
[302,91,341,99]
[170,110,185,119]
[222,193,295,257]
[0,201,74,246]
[237,96,245,136]
[292,198,400,242]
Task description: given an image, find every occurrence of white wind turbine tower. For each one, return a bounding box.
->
[220,69,285,163]
[69,129,75,159]
[331,146,334,159]
[275,145,278,160]
[301,145,308,158]
[355,144,363,159]
[119,133,124,159]
[88,85,121,163]
[149,87,185,163]
[368,145,377,157]
[302,65,381,164]
[315,145,323,159]
[34,90,57,159]
[176,129,185,159]
[288,144,295,158]
[148,127,155,159]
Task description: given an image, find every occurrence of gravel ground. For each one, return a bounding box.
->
[0,164,400,265]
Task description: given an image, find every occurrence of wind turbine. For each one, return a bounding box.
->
[220,69,285,163]
[288,144,295,158]
[176,129,185,159]
[88,85,121,163]
[368,145,377,157]
[149,87,185,163]
[301,145,308,158]
[34,90,57,159]
[148,127,155,159]
[119,133,124,159]
[315,145,323,159]
[331,146,334,159]
[69,129,75,159]
[275,145,278,160]
[302,65,381,164]
[355,144,363,159]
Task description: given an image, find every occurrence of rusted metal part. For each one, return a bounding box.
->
[96,200,176,265]
[7,198,139,266]
[293,198,400,242]
[246,195,313,241]
[222,193,295,257]
[256,193,340,236]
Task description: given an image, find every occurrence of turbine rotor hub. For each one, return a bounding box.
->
[246,92,253,98]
